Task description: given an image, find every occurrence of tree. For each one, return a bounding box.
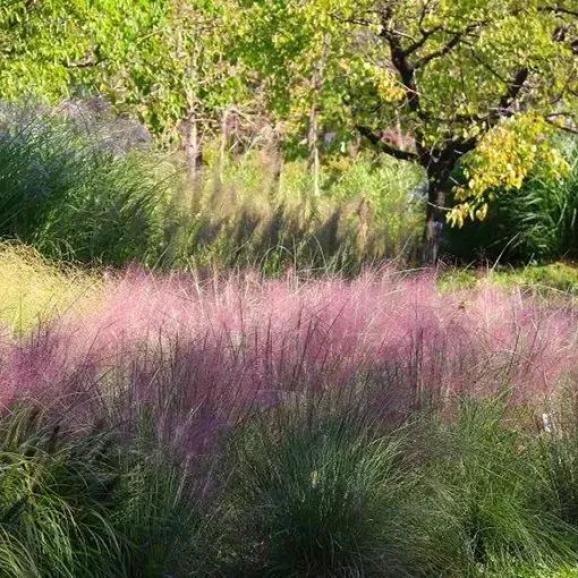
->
[231,1,376,179]
[233,0,578,261]
[0,0,243,171]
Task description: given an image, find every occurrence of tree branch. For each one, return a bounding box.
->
[414,21,487,69]
[357,125,418,162]
[404,25,443,56]
[497,67,529,113]
[443,66,529,128]
[547,118,578,134]
[379,7,424,118]
[546,112,578,134]
[63,56,102,69]
[542,4,578,18]
[414,33,463,68]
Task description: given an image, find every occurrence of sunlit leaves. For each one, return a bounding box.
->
[449,114,570,227]
[3,0,578,224]
[235,0,578,224]
[0,0,240,143]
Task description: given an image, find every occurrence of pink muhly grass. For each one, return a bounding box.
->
[1,268,578,455]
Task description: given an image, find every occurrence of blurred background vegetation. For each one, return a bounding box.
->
[4,100,578,276]
[2,0,577,274]
[0,102,426,274]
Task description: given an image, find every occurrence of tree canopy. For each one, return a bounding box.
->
[0,0,239,144]
[2,0,578,259]
[232,0,578,257]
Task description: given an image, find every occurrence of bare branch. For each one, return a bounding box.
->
[357,125,418,162]
[546,111,578,134]
[542,4,578,18]
[417,0,436,33]
[546,118,578,134]
[414,21,487,69]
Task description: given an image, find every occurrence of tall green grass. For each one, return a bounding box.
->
[446,137,578,263]
[0,406,201,578]
[6,391,578,575]
[165,147,424,274]
[0,105,173,267]
[196,394,578,577]
[0,243,101,333]
[424,400,576,576]
[0,104,425,273]
[215,399,425,577]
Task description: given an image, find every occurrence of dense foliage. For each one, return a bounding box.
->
[6,3,578,575]
[0,105,172,266]
[0,105,423,271]
[231,0,578,258]
[446,138,578,262]
[0,259,577,576]
[3,0,578,261]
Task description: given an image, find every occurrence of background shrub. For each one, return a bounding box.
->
[0,103,425,273]
[445,138,578,264]
[0,104,173,267]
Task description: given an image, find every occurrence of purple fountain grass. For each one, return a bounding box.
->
[1,268,578,456]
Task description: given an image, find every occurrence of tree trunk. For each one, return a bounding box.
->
[218,108,231,186]
[271,147,283,198]
[308,36,328,200]
[308,103,321,198]
[424,194,442,264]
[184,112,203,210]
[423,170,449,265]
[268,123,283,198]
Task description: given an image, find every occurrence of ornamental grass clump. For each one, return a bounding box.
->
[420,399,578,577]
[0,105,172,266]
[3,268,578,449]
[0,404,205,578]
[212,394,430,577]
